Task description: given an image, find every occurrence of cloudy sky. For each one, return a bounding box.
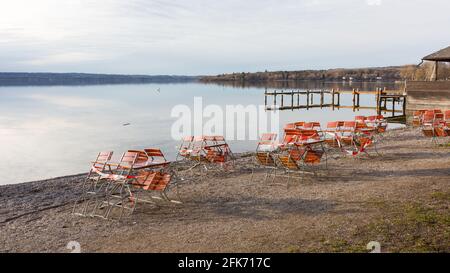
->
[0,0,449,75]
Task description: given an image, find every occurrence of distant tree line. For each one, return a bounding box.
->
[200,66,416,83]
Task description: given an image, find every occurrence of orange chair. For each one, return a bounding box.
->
[144,148,168,164]
[131,170,180,206]
[256,133,278,152]
[177,136,194,160]
[324,121,341,148]
[73,151,113,216]
[444,110,450,123]
[355,116,366,123]
[412,110,426,127]
[294,122,305,129]
[277,152,304,187]
[251,152,279,182]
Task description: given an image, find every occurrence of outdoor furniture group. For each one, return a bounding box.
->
[253,115,387,186]
[413,109,450,144]
[73,115,387,220]
[73,136,235,220]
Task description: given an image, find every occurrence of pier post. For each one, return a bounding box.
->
[320,90,324,109]
[376,88,381,115]
[352,89,356,112]
[337,89,341,108]
[356,88,360,109]
[402,96,407,116]
[392,97,396,117]
[274,90,277,106]
[281,91,284,108]
[331,89,335,110]
[306,90,310,110]
[291,90,294,110]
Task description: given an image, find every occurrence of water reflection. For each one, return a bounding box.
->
[0,81,404,184]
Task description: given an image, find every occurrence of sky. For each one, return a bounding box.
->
[0,0,449,75]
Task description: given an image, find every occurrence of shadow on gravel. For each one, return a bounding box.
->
[187,195,338,221]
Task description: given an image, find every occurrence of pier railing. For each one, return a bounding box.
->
[264,88,407,121]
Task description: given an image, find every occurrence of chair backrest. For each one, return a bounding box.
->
[192,136,206,150]
[213,136,226,142]
[435,112,444,121]
[337,121,346,127]
[303,149,324,164]
[179,136,194,150]
[256,152,276,166]
[326,121,340,131]
[278,154,300,170]
[144,149,167,163]
[281,134,298,146]
[356,122,368,130]
[134,171,171,191]
[445,110,450,121]
[284,123,296,130]
[355,116,366,123]
[96,151,113,163]
[342,121,357,132]
[182,136,194,142]
[303,122,321,130]
[128,150,149,163]
[260,133,277,142]
[413,111,423,118]
[284,129,302,137]
[115,151,140,174]
[422,111,435,124]
[294,122,305,129]
[91,151,113,171]
[298,129,320,141]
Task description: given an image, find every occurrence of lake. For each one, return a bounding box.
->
[0,81,403,185]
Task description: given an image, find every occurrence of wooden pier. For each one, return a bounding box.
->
[264,88,407,120]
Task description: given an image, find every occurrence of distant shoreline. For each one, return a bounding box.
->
[0,72,198,86]
[200,65,413,83]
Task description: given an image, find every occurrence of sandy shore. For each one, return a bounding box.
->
[0,127,449,253]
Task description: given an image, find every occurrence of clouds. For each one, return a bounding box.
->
[0,0,449,74]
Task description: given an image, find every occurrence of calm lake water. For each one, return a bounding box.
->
[0,81,402,185]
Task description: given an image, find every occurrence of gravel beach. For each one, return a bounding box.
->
[1,127,449,253]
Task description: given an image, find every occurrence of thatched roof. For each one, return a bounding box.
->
[422,46,450,62]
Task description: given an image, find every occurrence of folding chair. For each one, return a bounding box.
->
[293,131,327,174]
[294,122,305,129]
[176,136,194,161]
[278,132,299,151]
[205,136,235,169]
[303,122,323,137]
[256,133,278,152]
[251,152,279,182]
[99,151,141,220]
[366,115,388,134]
[284,123,296,131]
[422,111,437,139]
[276,152,305,187]
[131,170,181,208]
[73,151,113,216]
[412,110,426,127]
[355,116,367,123]
[324,121,341,149]
[445,110,450,124]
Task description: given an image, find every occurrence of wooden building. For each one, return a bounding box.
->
[406,46,450,123]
